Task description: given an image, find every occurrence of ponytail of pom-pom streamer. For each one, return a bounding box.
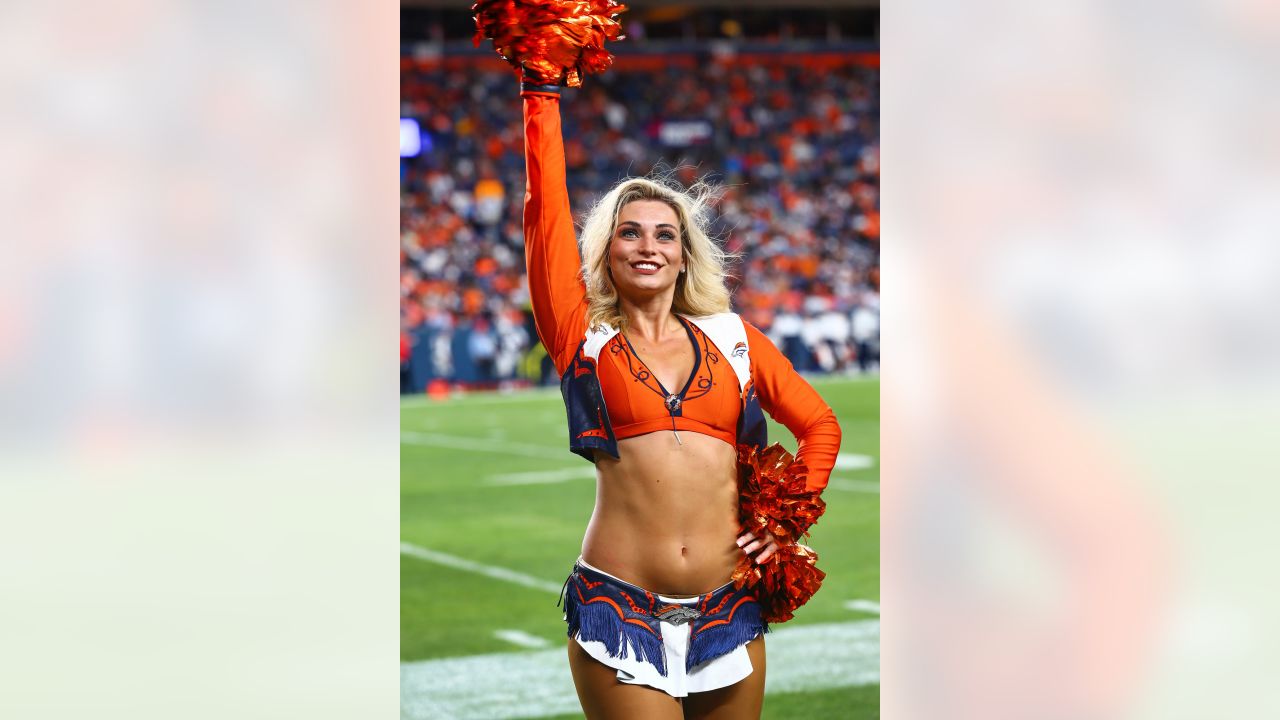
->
[732,443,828,623]
[473,0,628,88]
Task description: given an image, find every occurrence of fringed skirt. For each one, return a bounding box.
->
[561,557,767,697]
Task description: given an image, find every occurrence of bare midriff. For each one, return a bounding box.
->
[580,429,741,597]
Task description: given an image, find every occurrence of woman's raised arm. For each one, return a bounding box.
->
[523,88,588,375]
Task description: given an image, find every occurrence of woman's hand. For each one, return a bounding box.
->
[737,530,781,564]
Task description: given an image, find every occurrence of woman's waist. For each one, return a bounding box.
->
[578,544,742,597]
[573,556,736,603]
[585,433,742,593]
[586,507,740,547]
[581,513,742,595]
[590,475,739,537]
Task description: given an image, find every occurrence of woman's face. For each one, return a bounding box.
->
[608,200,685,300]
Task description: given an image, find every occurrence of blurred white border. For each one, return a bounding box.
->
[0,2,399,718]
[885,1,1280,718]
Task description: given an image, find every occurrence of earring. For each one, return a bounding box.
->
[679,267,687,274]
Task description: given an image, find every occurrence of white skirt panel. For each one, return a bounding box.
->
[572,557,755,697]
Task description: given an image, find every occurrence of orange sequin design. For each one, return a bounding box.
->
[473,0,628,87]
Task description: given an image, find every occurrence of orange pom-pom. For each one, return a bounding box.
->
[473,0,628,87]
[732,543,826,624]
[734,443,828,623]
[736,443,826,545]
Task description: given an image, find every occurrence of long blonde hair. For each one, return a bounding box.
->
[578,176,733,331]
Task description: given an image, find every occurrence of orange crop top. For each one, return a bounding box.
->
[597,318,742,446]
[522,90,842,490]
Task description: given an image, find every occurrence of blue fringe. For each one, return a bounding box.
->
[686,600,767,671]
[565,579,667,676]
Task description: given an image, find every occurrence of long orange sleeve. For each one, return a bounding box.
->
[523,91,588,375]
[745,322,842,491]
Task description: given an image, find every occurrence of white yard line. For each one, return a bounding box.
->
[400,542,563,595]
[835,453,876,470]
[401,619,880,720]
[828,479,881,493]
[844,599,881,615]
[493,629,553,650]
[484,467,597,485]
[400,431,565,460]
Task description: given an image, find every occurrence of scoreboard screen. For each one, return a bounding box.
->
[400,118,422,158]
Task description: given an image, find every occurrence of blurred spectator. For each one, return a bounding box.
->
[851,290,880,374]
[400,331,413,393]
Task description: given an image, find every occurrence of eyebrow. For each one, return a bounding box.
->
[617,221,678,230]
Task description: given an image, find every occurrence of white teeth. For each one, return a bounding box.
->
[633,263,659,270]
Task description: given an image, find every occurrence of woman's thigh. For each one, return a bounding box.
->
[567,639,685,720]
[681,635,766,720]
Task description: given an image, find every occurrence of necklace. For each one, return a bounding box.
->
[619,318,698,447]
[665,394,683,444]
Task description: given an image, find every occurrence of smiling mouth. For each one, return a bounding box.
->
[630,262,662,272]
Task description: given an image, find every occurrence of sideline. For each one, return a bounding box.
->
[400,387,560,409]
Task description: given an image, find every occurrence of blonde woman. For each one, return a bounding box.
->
[521,78,842,719]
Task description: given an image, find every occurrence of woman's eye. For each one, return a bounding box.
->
[620,229,638,238]
[658,233,675,241]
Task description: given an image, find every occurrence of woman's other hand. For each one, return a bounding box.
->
[736,530,780,564]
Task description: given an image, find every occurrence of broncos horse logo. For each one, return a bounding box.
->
[654,605,703,626]
[731,341,748,358]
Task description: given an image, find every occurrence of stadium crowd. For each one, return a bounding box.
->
[401,53,879,393]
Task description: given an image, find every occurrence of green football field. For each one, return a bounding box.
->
[401,376,880,719]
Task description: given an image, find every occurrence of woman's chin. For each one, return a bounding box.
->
[618,281,675,301]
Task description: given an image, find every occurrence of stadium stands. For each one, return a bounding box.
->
[401,47,879,393]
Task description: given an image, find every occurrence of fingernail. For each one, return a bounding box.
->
[735,538,745,547]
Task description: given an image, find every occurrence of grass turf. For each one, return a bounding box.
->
[401,375,879,718]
